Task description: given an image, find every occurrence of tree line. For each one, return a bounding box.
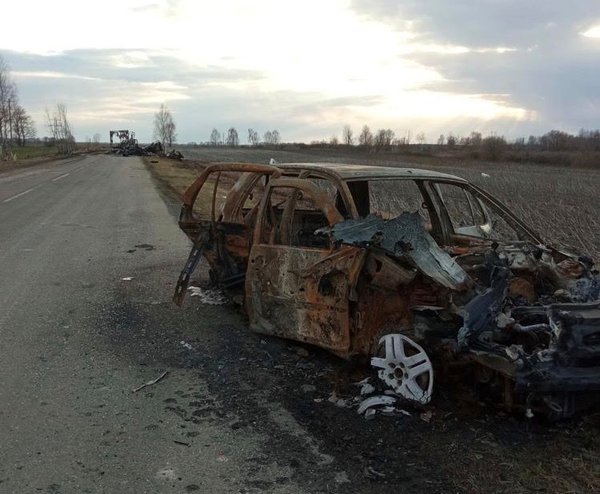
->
[208,128,281,146]
[0,56,36,159]
[0,55,77,159]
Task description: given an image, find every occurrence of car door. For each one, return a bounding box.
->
[174,163,280,304]
[245,177,365,355]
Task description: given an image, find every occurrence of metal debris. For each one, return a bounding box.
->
[173,162,600,418]
[132,370,168,393]
[357,395,397,415]
[318,212,469,290]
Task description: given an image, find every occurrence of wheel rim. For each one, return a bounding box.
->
[371,333,434,404]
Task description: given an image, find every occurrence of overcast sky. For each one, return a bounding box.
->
[1,0,599,143]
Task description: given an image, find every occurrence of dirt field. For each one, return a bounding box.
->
[142,148,600,493]
[178,145,600,259]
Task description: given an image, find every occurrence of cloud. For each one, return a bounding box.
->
[350,0,600,134]
[2,1,599,142]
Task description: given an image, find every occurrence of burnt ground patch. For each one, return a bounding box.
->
[91,278,600,493]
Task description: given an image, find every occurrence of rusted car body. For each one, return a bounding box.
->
[175,162,600,417]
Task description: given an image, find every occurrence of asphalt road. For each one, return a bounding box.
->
[4,154,593,494]
[0,155,309,493]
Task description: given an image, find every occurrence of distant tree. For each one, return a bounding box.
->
[153,104,176,148]
[92,133,101,144]
[247,128,259,146]
[0,56,18,157]
[416,132,426,146]
[210,128,221,146]
[481,135,507,160]
[271,129,280,144]
[342,125,354,145]
[263,129,280,145]
[446,133,457,147]
[514,136,525,148]
[12,104,35,146]
[469,131,482,146]
[329,135,339,146]
[226,127,239,146]
[45,103,75,155]
[384,129,395,148]
[358,125,373,147]
[437,134,445,146]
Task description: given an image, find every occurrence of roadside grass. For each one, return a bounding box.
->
[10,145,59,160]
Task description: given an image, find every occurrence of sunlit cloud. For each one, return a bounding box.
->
[581,25,600,38]
[1,0,580,142]
[12,71,101,81]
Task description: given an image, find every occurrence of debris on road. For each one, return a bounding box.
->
[121,276,134,281]
[180,341,193,350]
[132,370,169,393]
[187,286,226,305]
[357,395,397,416]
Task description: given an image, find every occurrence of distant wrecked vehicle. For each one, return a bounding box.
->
[173,162,600,419]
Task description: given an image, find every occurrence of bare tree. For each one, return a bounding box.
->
[329,135,339,146]
[153,104,176,148]
[210,128,221,146]
[226,127,239,146]
[92,133,101,144]
[0,56,18,158]
[358,125,373,147]
[437,134,445,146]
[342,125,354,145]
[263,129,280,145]
[46,103,75,155]
[12,104,35,146]
[271,129,280,145]
[247,128,259,146]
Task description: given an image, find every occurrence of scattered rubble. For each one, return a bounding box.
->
[109,129,184,159]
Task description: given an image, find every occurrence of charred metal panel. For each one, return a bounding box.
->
[246,245,365,356]
[318,212,470,291]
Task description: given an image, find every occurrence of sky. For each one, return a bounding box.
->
[1,0,599,144]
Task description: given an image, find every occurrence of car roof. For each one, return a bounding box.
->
[276,162,468,182]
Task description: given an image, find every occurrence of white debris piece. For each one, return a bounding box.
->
[357,395,397,415]
[327,392,349,408]
[187,286,227,305]
[269,158,278,164]
[121,277,134,281]
[481,172,491,178]
[360,383,375,395]
[353,377,376,395]
[180,341,193,350]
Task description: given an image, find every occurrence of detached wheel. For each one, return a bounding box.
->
[371,334,434,404]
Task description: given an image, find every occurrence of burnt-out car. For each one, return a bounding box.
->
[174,162,600,418]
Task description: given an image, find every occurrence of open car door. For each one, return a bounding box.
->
[174,163,281,305]
[245,177,366,356]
